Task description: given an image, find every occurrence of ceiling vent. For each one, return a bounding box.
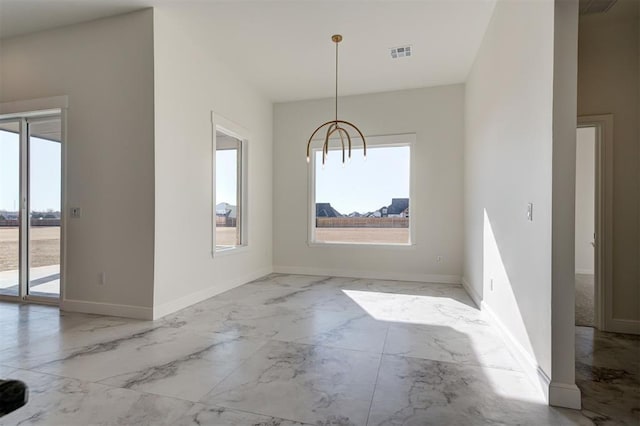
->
[579,0,618,15]
[390,46,412,59]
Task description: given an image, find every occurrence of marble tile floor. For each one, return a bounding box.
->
[0,274,606,425]
[575,326,640,425]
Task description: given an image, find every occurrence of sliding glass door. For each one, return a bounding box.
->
[28,118,62,299]
[0,120,21,297]
[0,114,62,303]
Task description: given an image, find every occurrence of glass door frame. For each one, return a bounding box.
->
[0,109,64,306]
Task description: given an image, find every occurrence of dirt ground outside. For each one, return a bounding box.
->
[216,226,239,247]
[0,227,60,271]
[315,227,409,244]
[0,226,407,271]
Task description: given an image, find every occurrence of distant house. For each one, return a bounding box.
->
[216,202,237,219]
[316,203,342,218]
[386,198,409,218]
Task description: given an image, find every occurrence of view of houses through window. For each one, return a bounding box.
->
[215,131,243,251]
[313,139,411,245]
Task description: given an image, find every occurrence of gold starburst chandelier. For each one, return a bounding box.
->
[306,34,367,166]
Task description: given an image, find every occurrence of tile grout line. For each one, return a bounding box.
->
[201,403,314,425]
[269,336,388,355]
[381,351,529,376]
[365,323,390,426]
[195,338,272,403]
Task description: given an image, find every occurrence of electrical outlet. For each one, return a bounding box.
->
[526,203,533,221]
[71,207,82,218]
[99,272,106,286]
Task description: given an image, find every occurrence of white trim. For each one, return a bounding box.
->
[0,96,68,116]
[273,265,460,285]
[574,269,594,275]
[152,266,272,320]
[480,301,551,403]
[607,318,640,335]
[549,382,582,409]
[214,245,251,258]
[19,118,28,299]
[61,299,153,320]
[461,276,481,308]
[59,109,68,305]
[306,241,415,250]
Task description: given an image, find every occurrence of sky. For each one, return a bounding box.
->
[1,131,407,215]
[216,149,238,205]
[315,145,410,214]
[0,131,61,212]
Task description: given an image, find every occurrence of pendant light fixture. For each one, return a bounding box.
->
[306,34,367,166]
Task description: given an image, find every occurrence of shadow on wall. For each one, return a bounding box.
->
[482,208,548,395]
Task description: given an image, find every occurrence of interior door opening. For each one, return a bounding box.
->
[575,126,597,328]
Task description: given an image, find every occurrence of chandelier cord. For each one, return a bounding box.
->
[335,39,339,123]
[306,34,366,165]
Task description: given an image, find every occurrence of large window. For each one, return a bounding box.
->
[214,129,246,252]
[310,134,414,245]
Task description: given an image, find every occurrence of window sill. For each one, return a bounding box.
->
[212,245,249,258]
[307,241,415,250]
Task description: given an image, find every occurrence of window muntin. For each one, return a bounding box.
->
[311,135,413,245]
[215,131,244,251]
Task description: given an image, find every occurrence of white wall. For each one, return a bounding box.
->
[463,0,555,399]
[575,128,595,274]
[551,0,580,408]
[273,86,464,283]
[578,0,640,329]
[152,6,273,317]
[0,11,156,316]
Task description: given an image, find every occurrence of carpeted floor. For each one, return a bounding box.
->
[575,273,595,327]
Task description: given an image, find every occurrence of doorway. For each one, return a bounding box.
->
[575,114,613,331]
[575,126,596,327]
[0,113,63,304]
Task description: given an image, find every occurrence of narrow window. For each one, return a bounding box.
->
[215,131,244,251]
[311,134,413,245]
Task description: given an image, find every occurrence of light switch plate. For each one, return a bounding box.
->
[70,207,81,218]
[527,203,533,221]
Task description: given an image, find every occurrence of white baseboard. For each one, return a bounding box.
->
[461,276,481,308]
[61,267,273,321]
[273,265,461,285]
[549,382,582,409]
[480,301,551,403]
[61,299,153,320]
[574,269,594,275]
[607,317,640,335]
[152,266,273,320]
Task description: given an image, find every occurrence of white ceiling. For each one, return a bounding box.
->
[0,0,497,102]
